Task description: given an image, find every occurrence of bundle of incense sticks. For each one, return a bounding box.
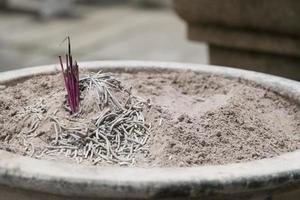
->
[59,37,80,113]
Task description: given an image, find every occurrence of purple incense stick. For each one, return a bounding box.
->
[59,37,80,113]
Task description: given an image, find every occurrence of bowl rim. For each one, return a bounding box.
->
[0,60,299,198]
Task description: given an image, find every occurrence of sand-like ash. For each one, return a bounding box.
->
[17,71,150,166]
[1,70,300,167]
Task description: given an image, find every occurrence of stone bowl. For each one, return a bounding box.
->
[0,61,299,200]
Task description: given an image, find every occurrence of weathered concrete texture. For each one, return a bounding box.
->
[174,0,300,35]
[0,185,95,200]
[174,0,300,80]
[1,184,300,200]
[209,45,300,81]
[188,24,300,59]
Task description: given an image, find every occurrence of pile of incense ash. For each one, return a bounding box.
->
[19,71,151,166]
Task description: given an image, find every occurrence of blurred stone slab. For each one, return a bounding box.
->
[174,0,300,80]
[188,24,300,58]
[210,45,300,81]
[174,0,300,36]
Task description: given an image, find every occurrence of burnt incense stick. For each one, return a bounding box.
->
[59,37,80,113]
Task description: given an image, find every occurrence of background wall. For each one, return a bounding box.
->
[0,0,207,72]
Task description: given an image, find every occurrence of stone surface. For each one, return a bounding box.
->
[209,45,300,81]
[188,24,300,58]
[0,185,92,200]
[0,61,299,200]
[189,25,300,80]
[174,0,300,35]
[174,0,300,80]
